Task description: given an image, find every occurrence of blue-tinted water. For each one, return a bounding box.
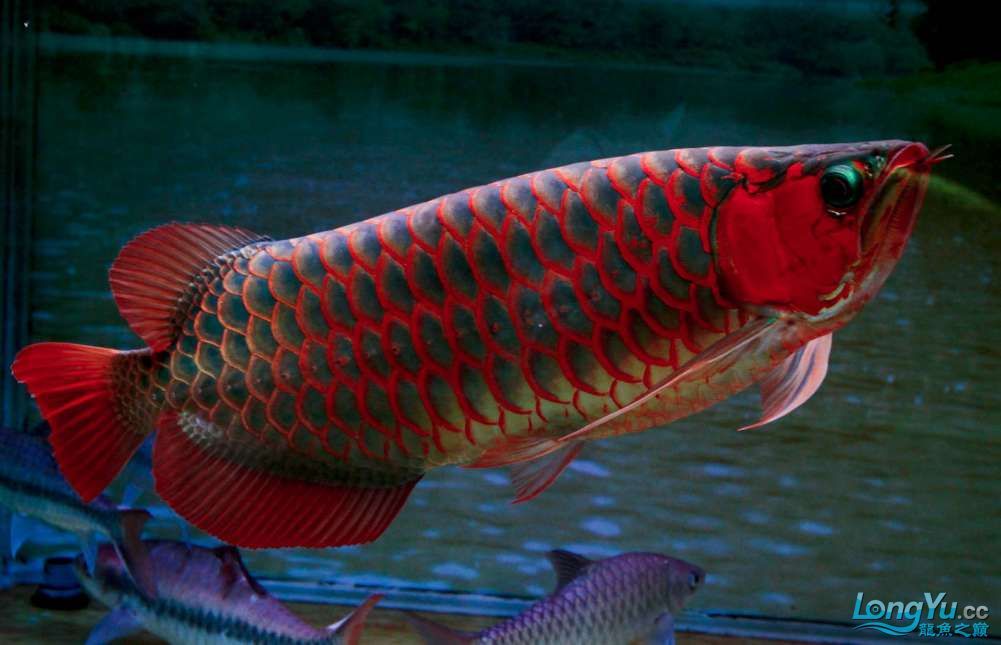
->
[17,37,1000,621]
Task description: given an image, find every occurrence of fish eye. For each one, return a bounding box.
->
[688,571,701,589]
[820,164,864,211]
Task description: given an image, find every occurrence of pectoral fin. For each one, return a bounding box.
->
[739,333,832,431]
[559,317,780,444]
[85,607,143,645]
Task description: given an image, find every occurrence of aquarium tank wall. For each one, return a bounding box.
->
[1,0,998,643]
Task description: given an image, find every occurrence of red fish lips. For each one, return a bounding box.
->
[845,142,935,318]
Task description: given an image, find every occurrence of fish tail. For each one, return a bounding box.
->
[404,611,476,644]
[113,509,156,599]
[326,593,383,645]
[11,343,157,501]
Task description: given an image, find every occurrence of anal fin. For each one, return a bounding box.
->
[153,413,420,548]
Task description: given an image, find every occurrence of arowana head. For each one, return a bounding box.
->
[713,140,946,328]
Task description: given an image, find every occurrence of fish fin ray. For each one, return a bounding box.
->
[109,222,269,351]
[211,545,267,596]
[113,509,156,598]
[84,607,143,645]
[508,442,582,503]
[547,549,593,592]
[739,333,832,431]
[464,435,564,469]
[404,612,476,644]
[153,412,420,548]
[11,343,150,501]
[558,317,779,444]
[327,593,382,645]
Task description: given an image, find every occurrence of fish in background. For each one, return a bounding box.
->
[75,539,381,645]
[0,424,155,597]
[408,549,704,644]
[11,141,944,549]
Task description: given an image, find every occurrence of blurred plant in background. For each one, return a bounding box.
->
[38,0,951,78]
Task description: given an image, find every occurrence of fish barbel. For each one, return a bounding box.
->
[12,141,939,548]
[75,540,381,644]
[408,549,704,645]
[0,425,155,596]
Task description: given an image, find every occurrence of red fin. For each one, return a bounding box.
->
[404,612,476,645]
[153,413,420,548]
[508,442,582,503]
[327,593,383,645]
[464,435,564,469]
[110,223,268,351]
[11,343,149,501]
[739,333,832,431]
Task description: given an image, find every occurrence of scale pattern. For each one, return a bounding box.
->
[155,149,752,475]
[476,552,694,644]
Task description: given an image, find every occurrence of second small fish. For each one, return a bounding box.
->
[76,539,381,644]
[0,424,154,596]
[408,549,704,644]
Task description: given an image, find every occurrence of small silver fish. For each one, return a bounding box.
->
[0,425,154,596]
[408,550,704,645]
[75,540,381,645]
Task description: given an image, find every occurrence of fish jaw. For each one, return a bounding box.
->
[802,141,932,329]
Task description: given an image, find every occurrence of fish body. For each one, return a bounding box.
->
[409,550,703,645]
[75,540,380,645]
[12,141,940,548]
[0,425,154,595]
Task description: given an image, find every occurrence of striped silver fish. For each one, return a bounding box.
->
[0,424,154,596]
[75,540,380,645]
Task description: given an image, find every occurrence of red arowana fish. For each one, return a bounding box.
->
[407,549,704,645]
[12,141,945,548]
[74,540,381,644]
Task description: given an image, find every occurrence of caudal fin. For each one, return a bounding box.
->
[11,343,153,501]
[327,594,383,645]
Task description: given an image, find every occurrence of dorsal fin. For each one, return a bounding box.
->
[109,223,269,351]
[212,545,267,596]
[547,549,593,592]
